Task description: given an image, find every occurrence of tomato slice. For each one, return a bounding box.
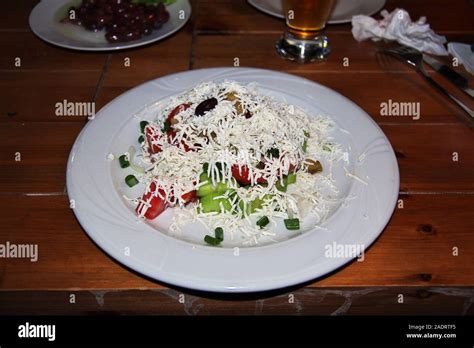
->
[145,125,162,154]
[167,103,190,125]
[181,190,197,203]
[231,165,251,185]
[231,165,266,185]
[136,182,167,220]
[167,129,192,152]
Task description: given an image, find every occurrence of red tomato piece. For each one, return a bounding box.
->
[181,190,197,203]
[136,182,167,220]
[145,125,162,154]
[231,165,251,185]
[167,129,192,152]
[231,165,268,185]
[167,103,190,125]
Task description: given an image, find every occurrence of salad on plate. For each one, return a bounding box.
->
[116,81,348,246]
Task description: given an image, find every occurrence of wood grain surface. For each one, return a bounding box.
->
[0,0,473,315]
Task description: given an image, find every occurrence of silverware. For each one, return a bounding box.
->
[422,54,474,98]
[378,45,474,123]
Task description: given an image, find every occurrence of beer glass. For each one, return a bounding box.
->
[276,0,335,63]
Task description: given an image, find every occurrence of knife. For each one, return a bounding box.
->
[423,54,474,98]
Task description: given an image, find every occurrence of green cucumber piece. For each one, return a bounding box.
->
[239,198,263,215]
[200,193,233,213]
[199,171,209,182]
[197,182,229,197]
[287,173,297,184]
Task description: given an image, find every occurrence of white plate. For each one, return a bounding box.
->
[29,0,191,51]
[248,0,386,24]
[66,68,399,293]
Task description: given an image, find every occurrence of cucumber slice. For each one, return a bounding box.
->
[239,198,263,215]
[199,171,209,182]
[197,182,229,197]
[200,193,233,213]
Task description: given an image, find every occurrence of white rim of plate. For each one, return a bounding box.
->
[66,67,399,293]
[29,0,191,51]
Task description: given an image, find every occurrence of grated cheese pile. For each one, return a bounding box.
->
[131,80,348,245]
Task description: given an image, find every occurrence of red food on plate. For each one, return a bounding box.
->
[231,165,266,185]
[145,125,162,154]
[181,190,197,203]
[136,182,167,220]
[167,103,190,126]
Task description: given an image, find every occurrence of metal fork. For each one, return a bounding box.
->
[378,45,474,122]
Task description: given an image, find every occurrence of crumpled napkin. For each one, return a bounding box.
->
[448,42,474,75]
[352,8,448,55]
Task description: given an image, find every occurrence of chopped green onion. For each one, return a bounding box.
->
[284,218,300,230]
[323,145,332,152]
[204,235,221,246]
[302,131,310,152]
[287,173,297,184]
[162,120,171,132]
[140,121,149,133]
[215,227,224,241]
[276,180,287,192]
[266,148,280,158]
[138,135,145,143]
[119,154,130,168]
[125,174,139,187]
[256,216,269,229]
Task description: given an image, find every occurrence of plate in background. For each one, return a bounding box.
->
[248,0,386,24]
[29,0,191,51]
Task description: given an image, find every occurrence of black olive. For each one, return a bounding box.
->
[195,98,218,116]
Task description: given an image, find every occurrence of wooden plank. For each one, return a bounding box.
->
[0,71,100,122]
[194,32,391,72]
[196,0,282,33]
[193,35,473,124]
[1,31,107,71]
[95,26,194,109]
[0,0,38,31]
[0,123,84,193]
[0,194,473,290]
[1,287,472,315]
[299,72,472,124]
[315,193,474,287]
[382,124,474,192]
[196,0,474,34]
[193,32,474,75]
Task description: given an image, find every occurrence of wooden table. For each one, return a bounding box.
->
[1,0,473,316]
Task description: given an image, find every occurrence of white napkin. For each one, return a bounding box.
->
[448,42,474,75]
[352,8,448,56]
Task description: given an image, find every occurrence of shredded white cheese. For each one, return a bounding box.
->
[131,81,348,245]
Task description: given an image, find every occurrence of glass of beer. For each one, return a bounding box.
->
[276,0,335,63]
